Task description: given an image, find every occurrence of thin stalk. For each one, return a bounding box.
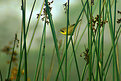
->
[65,0,69,81]
[113,0,120,80]
[87,0,92,80]
[90,4,93,81]
[16,26,23,81]
[22,0,27,80]
[103,53,113,81]
[102,0,109,71]
[74,13,84,44]
[46,39,62,81]
[55,1,88,80]
[113,0,116,35]
[28,0,45,53]
[81,64,88,81]
[100,0,105,80]
[26,0,37,36]
[16,2,45,81]
[76,25,87,49]
[68,24,87,81]
[109,1,116,81]
[92,0,108,76]
[108,0,119,80]
[67,15,83,81]
[41,46,45,81]
[16,0,38,79]
[45,0,64,80]
[103,25,121,81]
[71,39,80,81]
[16,1,26,81]
[96,0,101,81]
[103,25,121,71]
[46,49,55,81]
[80,0,88,19]
[35,54,43,81]
[41,19,46,81]
[92,46,96,68]
[6,34,17,80]
[34,18,46,81]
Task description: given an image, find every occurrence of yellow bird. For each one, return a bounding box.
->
[60,19,82,35]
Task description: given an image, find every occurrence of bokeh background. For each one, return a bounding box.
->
[0,0,121,81]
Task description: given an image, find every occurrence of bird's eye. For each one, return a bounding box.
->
[60,30,64,33]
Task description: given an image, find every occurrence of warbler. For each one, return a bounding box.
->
[60,19,82,35]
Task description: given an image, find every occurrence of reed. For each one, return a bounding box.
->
[3,0,120,81]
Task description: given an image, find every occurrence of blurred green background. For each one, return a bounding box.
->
[0,0,121,81]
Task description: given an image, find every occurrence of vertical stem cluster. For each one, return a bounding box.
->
[108,0,120,81]
[11,0,121,81]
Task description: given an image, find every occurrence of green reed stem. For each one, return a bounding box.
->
[16,2,44,81]
[68,24,87,80]
[103,25,121,81]
[26,0,37,36]
[35,55,43,81]
[86,0,92,81]
[16,0,27,81]
[80,0,88,18]
[96,0,101,81]
[34,18,46,81]
[71,39,80,81]
[6,34,17,80]
[16,0,37,80]
[68,0,98,77]
[103,25,121,70]
[22,0,28,80]
[100,0,105,80]
[108,0,119,80]
[16,26,23,81]
[103,52,113,81]
[101,0,108,72]
[81,64,87,81]
[98,0,104,81]
[55,1,88,80]
[90,3,93,81]
[103,28,121,80]
[109,1,115,80]
[113,0,116,35]
[113,0,120,80]
[65,0,69,81]
[46,48,56,81]
[41,19,46,81]
[45,0,64,80]
[27,0,44,53]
